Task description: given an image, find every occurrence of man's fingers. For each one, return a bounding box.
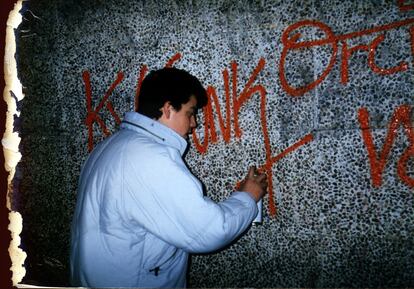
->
[246,166,267,182]
[247,166,256,178]
[244,166,268,190]
[258,174,268,189]
[256,173,266,181]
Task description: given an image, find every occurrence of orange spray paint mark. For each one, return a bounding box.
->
[233,58,266,138]
[134,53,182,111]
[398,0,414,11]
[85,53,183,150]
[279,20,338,97]
[165,52,182,68]
[193,57,314,216]
[192,58,266,150]
[340,42,369,84]
[259,134,314,216]
[358,105,414,188]
[340,34,408,84]
[368,34,409,74]
[83,70,124,152]
[280,18,414,96]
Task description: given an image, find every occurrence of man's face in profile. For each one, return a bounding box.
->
[159,95,198,139]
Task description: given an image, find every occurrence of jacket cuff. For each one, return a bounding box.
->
[232,191,257,206]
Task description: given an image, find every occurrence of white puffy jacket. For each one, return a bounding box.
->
[70,112,258,288]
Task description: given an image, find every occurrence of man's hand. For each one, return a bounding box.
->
[238,166,268,202]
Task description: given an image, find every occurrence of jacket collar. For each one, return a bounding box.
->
[120,112,188,156]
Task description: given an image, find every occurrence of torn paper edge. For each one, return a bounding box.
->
[3,0,26,286]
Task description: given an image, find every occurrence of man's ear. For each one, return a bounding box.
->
[160,101,172,119]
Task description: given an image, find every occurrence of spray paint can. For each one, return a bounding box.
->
[252,198,262,224]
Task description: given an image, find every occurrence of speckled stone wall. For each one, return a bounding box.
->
[13,0,414,287]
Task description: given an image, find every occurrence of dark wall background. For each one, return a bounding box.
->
[11,0,414,287]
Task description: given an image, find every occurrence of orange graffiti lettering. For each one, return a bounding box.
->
[83,70,124,152]
[358,104,414,188]
[398,0,414,11]
[85,54,183,152]
[134,53,182,111]
[280,18,414,96]
[192,58,313,216]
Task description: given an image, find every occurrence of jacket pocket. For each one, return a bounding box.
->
[148,248,178,276]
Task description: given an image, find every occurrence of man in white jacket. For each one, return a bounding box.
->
[70,67,267,288]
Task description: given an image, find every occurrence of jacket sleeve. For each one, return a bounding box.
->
[121,145,258,253]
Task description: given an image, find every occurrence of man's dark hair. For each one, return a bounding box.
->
[137,67,208,119]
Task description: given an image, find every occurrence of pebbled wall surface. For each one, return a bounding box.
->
[13,0,414,287]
